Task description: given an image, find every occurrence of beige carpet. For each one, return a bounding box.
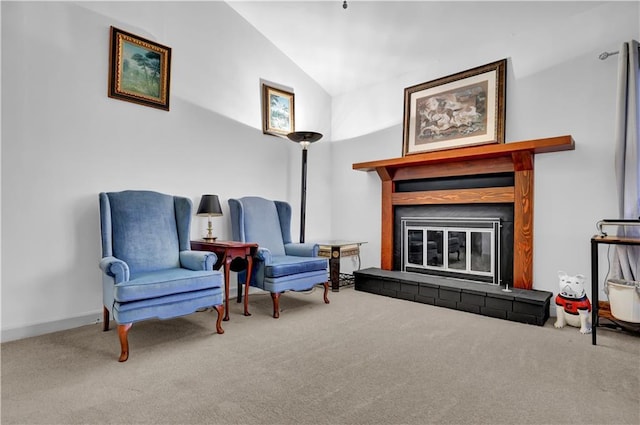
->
[2,286,639,425]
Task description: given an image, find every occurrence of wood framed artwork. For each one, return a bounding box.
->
[402,59,507,156]
[108,26,172,111]
[262,84,295,136]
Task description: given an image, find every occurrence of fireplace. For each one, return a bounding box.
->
[350,136,575,325]
[392,171,515,286]
[353,135,575,289]
[400,216,503,284]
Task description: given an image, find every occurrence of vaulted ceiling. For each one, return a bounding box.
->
[227,1,606,96]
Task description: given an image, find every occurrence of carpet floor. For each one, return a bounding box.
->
[2,286,639,424]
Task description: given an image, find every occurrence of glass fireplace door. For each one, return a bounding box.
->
[402,218,501,285]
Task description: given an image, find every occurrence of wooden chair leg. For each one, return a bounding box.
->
[117,323,132,362]
[323,282,330,304]
[214,304,225,334]
[271,292,281,318]
[103,306,110,331]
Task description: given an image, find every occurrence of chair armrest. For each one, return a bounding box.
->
[256,247,272,264]
[99,256,130,283]
[180,250,218,271]
[284,243,319,257]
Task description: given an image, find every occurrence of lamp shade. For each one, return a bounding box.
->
[197,195,223,217]
[287,131,323,144]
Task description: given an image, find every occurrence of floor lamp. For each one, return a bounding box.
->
[287,131,323,243]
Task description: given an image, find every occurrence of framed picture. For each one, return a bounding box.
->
[262,84,295,136]
[108,26,171,111]
[402,59,507,156]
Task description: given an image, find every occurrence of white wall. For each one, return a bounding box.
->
[0,1,332,341]
[329,2,640,299]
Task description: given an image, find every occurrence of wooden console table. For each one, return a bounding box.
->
[191,240,258,320]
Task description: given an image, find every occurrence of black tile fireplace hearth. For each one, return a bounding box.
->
[354,268,551,325]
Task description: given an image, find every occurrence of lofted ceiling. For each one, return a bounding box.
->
[227,0,607,97]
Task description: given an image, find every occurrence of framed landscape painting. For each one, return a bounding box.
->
[402,59,506,155]
[108,26,172,111]
[262,84,295,136]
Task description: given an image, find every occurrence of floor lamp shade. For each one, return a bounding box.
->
[287,131,323,243]
[197,194,223,241]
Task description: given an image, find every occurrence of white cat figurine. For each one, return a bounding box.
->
[554,271,592,334]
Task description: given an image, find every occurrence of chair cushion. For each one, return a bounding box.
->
[115,287,222,313]
[262,269,328,293]
[265,255,328,279]
[114,288,224,324]
[114,268,223,303]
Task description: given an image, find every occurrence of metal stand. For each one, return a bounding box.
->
[300,147,307,243]
[287,131,323,244]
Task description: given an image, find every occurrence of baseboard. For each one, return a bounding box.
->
[1,310,102,343]
[1,287,266,343]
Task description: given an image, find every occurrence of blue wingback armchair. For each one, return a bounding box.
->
[228,196,329,318]
[99,190,225,361]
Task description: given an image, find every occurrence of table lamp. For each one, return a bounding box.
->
[197,194,223,241]
[287,131,323,243]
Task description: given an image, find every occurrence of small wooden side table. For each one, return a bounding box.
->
[317,240,366,292]
[191,240,258,320]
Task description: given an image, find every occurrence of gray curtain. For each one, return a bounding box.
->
[611,40,640,282]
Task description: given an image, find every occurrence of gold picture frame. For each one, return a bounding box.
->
[108,26,172,111]
[262,84,295,136]
[402,59,507,155]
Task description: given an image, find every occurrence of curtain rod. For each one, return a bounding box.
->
[599,51,619,60]
[599,43,640,60]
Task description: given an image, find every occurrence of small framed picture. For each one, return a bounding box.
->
[108,26,172,111]
[262,84,295,136]
[403,59,507,155]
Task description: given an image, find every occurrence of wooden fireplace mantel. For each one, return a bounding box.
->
[352,135,575,290]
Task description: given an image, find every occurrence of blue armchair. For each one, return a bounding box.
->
[99,190,225,362]
[228,196,329,318]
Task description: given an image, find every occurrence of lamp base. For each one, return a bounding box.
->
[202,236,217,242]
